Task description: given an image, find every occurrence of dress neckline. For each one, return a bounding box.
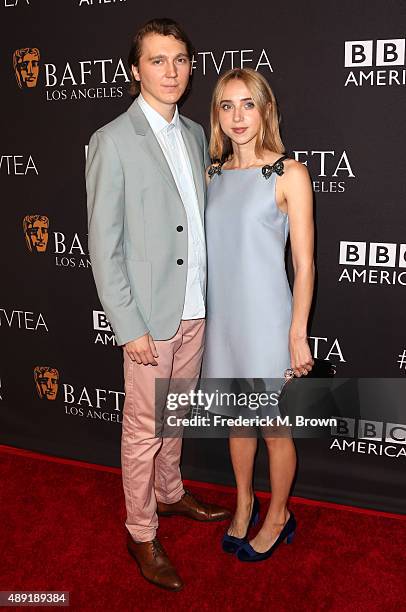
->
[208,155,289,181]
[221,165,261,171]
[220,154,289,172]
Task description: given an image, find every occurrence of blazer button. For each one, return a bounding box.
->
[177,258,184,265]
[177,225,183,232]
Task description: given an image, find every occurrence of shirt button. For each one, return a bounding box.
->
[177,225,183,232]
[177,258,184,265]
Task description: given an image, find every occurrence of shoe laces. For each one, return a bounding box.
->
[151,539,164,559]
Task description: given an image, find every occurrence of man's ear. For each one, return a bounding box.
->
[131,64,140,82]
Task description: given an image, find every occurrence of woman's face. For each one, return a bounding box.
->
[218,79,263,148]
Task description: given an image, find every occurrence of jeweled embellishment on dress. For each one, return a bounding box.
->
[262,158,286,180]
[208,162,223,179]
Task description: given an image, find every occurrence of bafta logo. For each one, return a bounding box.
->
[23,215,49,253]
[34,366,59,401]
[13,47,40,89]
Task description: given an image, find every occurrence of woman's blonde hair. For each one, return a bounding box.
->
[209,68,285,161]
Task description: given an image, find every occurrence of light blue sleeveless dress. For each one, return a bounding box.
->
[200,157,293,417]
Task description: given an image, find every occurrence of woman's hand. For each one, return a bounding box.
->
[289,334,314,377]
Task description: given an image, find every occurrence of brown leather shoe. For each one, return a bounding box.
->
[126,533,183,592]
[157,489,231,522]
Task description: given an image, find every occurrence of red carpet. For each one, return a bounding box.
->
[1,444,405,611]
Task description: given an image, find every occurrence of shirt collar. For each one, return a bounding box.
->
[137,92,179,135]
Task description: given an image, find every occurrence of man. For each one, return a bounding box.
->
[85,18,230,592]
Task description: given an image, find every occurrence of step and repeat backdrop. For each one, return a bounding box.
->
[1,0,405,513]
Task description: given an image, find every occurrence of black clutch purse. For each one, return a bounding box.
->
[280,358,336,390]
[278,358,337,435]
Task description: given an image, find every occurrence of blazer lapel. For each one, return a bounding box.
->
[127,99,182,200]
[179,117,205,222]
[127,99,205,222]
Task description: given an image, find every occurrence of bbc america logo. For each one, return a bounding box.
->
[344,39,405,86]
[330,418,406,458]
[93,310,117,346]
[338,241,406,286]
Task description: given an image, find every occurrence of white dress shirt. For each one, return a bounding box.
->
[137,93,206,320]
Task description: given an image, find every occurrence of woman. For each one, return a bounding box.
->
[201,68,315,562]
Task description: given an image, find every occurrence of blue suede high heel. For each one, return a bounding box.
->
[222,495,260,554]
[236,511,296,562]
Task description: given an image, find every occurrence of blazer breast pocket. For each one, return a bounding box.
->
[125,258,152,323]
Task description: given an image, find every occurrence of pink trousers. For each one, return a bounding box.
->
[121,318,205,542]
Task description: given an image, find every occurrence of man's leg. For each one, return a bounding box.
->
[154,318,231,521]
[154,318,205,504]
[121,327,183,542]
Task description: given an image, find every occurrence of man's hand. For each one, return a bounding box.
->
[125,333,159,366]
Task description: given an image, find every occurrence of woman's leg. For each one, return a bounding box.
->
[227,429,258,537]
[249,431,297,552]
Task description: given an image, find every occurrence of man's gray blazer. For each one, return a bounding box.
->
[85,98,210,346]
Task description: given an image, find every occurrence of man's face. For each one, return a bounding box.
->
[132,33,191,110]
[17,51,40,88]
[25,218,49,252]
[35,368,59,401]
